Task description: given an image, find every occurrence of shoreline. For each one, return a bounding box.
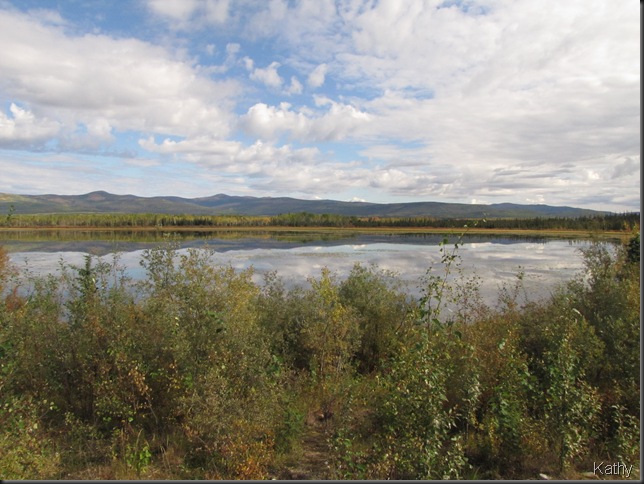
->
[0,225,630,240]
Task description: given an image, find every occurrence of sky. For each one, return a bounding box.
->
[0,0,640,211]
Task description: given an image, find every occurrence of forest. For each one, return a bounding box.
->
[0,228,640,480]
[1,209,640,233]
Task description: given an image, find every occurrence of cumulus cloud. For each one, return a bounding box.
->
[0,1,639,211]
[242,56,254,71]
[240,100,370,142]
[238,0,639,204]
[0,8,239,148]
[241,103,306,140]
[139,136,242,165]
[138,135,329,191]
[243,0,347,60]
[0,103,60,146]
[226,42,240,57]
[249,61,283,88]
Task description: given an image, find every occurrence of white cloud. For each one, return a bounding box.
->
[0,1,639,211]
[137,131,458,200]
[307,63,328,88]
[241,103,307,140]
[85,118,113,141]
[138,135,325,187]
[249,61,283,88]
[286,76,303,95]
[0,8,240,148]
[24,7,67,27]
[0,103,60,146]
[240,0,639,192]
[241,100,370,142]
[242,56,254,71]
[226,42,240,56]
[147,0,198,23]
[204,0,230,24]
[244,0,348,60]
[525,194,546,205]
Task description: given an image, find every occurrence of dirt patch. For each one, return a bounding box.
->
[279,417,332,480]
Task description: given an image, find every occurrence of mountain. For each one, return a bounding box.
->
[0,191,610,219]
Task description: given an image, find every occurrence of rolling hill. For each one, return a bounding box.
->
[0,191,610,219]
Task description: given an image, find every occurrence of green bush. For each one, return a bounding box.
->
[338,263,412,373]
[368,327,471,480]
[0,236,639,479]
[0,396,60,479]
[540,313,602,472]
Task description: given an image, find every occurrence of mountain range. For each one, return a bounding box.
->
[0,191,609,219]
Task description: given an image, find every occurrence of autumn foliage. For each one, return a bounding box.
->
[0,233,639,479]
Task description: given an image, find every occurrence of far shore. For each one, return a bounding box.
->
[0,224,631,241]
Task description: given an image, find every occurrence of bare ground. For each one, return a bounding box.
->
[278,417,332,480]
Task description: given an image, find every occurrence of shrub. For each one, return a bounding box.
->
[368,327,470,480]
[0,235,638,479]
[465,317,537,476]
[297,268,362,419]
[541,317,601,472]
[338,263,412,373]
[0,396,60,479]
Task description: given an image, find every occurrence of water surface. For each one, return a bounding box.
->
[2,230,608,306]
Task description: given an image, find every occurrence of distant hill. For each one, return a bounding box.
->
[0,191,610,219]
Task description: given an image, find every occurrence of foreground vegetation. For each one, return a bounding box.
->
[0,229,639,479]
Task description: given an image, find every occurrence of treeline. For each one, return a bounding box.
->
[2,210,640,232]
[2,212,272,228]
[0,232,639,480]
[365,212,640,231]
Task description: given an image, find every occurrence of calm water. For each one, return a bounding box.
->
[2,231,612,306]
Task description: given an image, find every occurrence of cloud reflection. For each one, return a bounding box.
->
[7,237,599,307]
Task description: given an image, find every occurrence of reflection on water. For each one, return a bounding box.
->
[2,231,611,306]
[0,229,592,254]
[0,229,354,254]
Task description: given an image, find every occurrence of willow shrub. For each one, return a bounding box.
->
[567,241,640,396]
[364,325,472,480]
[332,237,481,480]
[271,267,362,439]
[338,263,413,373]
[565,240,640,464]
[0,395,61,479]
[137,245,294,479]
[0,232,639,479]
[0,246,9,295]
[463,314,537,477]
[540,307,602,472]
[0,244,298,479]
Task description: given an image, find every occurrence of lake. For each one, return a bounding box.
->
[1,230,614,307]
